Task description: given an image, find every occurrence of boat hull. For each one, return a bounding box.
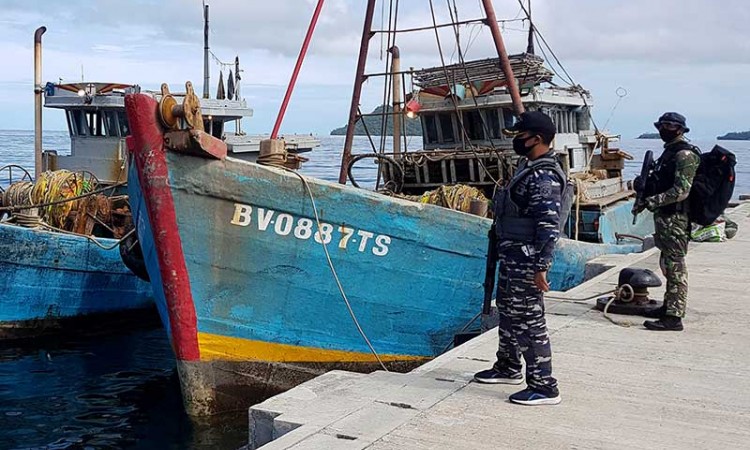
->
[124,93,653,416]
[0,222,155,340]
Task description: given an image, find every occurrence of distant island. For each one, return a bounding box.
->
[717,131,750,140]
[637,133,660,139]
[331,105,423,136]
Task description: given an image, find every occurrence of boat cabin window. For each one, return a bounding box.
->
[104,111,120,137]
[88,111,105,136]
[502,108,515,130]
[68,110,89,136]
[484,109,502,139]
[118,111,130,137]
[423,114,439,144]
[551,109,578,134]
[438,113,455,143]
[421,112,459,145]
[66,109,127,138]
[462,110,484,140]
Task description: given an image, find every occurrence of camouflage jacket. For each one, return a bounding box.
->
[645,138,701,212]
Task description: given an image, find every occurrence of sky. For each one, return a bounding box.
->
[1,0,749,139]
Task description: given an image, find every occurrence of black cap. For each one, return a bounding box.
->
[654,112,689,133]
[504,110,556,136]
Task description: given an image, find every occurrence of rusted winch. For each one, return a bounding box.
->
[596,267,663,316]
[158,82,204,132]
[155,82,227,160]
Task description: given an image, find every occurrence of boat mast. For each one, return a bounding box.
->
[235,56,242,134]
[34,26,47,180]
[526,0,534,55]
[270,0,326,139]
[389,45,401,155]
[203,3,210,99]
[338,0,378,184]
[480,0,525,116]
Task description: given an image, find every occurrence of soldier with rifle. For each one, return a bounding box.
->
[632,112,700,331]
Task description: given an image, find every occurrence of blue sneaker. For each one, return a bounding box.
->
[473,367,523,385]
[509,387,561,406]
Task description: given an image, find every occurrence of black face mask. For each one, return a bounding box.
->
[512,135,535,156]
[659,129,679,143]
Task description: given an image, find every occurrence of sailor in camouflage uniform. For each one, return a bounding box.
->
[635,112,700,331]
[474,111,565,406]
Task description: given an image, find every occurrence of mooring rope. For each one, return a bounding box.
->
[546,287,634,327]
[280,166,389,371]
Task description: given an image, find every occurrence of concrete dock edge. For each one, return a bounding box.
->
[248,202,750,449]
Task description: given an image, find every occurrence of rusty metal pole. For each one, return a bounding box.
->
[271,0,326,139]
[338,0,377,184]
[526,0,535,55]
[203,4,210,99]
[481,0,525,117]
[389,46,401,155]
[34,26,47,180]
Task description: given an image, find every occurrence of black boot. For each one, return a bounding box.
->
[644,315,683,331]
[642,304,666,319]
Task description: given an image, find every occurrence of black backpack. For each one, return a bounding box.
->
[688,145,736,226]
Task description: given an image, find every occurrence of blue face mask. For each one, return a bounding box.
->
[512,135,535,156]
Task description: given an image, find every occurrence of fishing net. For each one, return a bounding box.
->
[399,184,489,216]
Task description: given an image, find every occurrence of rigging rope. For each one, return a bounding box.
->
[429,0,504,186]
[374,0,397,190]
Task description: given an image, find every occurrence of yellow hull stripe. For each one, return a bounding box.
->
[197,332,429,363]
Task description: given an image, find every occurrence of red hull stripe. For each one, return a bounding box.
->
[124,94,200,361]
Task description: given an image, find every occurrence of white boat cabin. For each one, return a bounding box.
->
[378,54,628,200]
[42,82,254,184]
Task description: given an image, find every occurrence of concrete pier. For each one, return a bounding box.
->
[248,203,750,449]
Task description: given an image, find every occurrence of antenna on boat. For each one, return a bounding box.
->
[203,2,210,99]
[234,56,241,101]
[34,26,47,181]
[526,0,534,55]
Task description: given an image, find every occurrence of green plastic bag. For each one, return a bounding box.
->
[690,222,726,242]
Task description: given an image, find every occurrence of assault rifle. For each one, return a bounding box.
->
[482,224,498,331]
[632,150,654,224]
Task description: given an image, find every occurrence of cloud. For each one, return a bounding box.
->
[0,0,748,137]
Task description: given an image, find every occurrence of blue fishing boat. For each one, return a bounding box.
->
[0,16,312,340]
[123,1,654,416]
[0,222,154,339]
[0,28,157,340]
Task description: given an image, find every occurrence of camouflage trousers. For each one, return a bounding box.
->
[494,246,558,392]
[653,212,690,318]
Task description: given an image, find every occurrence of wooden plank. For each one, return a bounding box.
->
[579,189,634,207]
[578,177,625,200]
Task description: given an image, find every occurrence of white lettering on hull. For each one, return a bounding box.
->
[230,203,391,257]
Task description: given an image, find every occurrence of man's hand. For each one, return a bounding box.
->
[534,271,550,292]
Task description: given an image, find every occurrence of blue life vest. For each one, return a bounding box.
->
[493,154,573,243]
